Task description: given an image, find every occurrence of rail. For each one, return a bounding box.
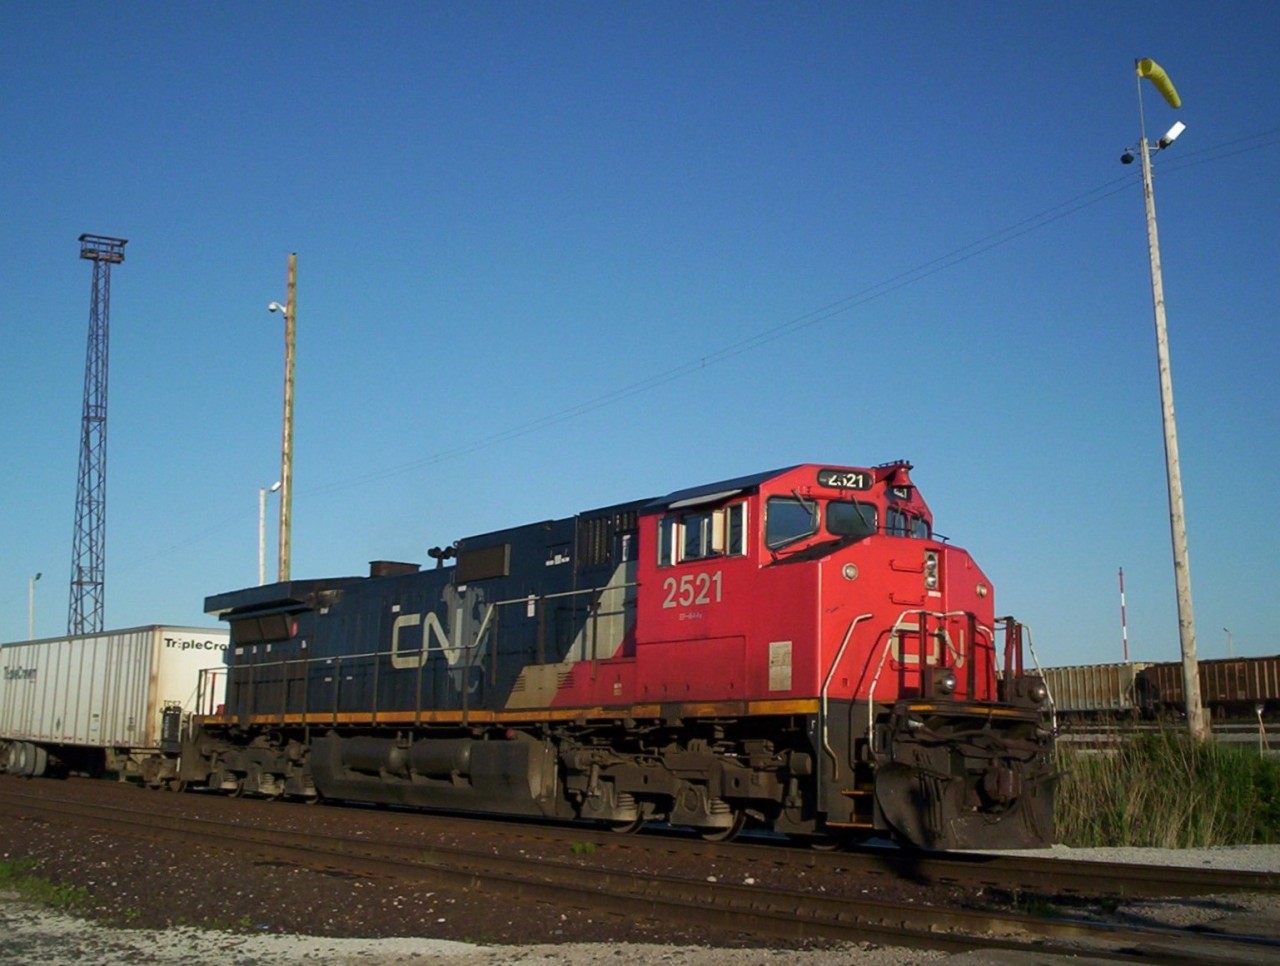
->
[4,779,1277,962]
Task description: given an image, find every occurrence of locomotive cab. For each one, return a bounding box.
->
[634,461,1055,848]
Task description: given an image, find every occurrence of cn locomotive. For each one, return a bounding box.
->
[182,462,1056,850]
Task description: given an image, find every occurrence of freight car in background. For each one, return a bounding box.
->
[1141,655,1280,721]
[0,625,228,783]
[1041,655,1280,722]
[1040,662,1152,720]
[182,461,1056,851]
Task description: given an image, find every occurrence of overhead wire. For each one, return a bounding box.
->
[112,130,1278,572]
[308,177,1140,495]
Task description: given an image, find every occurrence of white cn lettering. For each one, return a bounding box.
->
[390,610,467,669]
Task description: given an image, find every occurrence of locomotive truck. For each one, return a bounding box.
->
[181,461,1056,849]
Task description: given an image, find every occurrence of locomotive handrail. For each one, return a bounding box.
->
[998,618,1056,732]
[866,610,994,754]
[209,578,639,726]
[488,582,639,607]
[820,613,874,780]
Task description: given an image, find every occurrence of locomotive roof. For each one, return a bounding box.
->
[646,466,798,512]
[205,576,365,618]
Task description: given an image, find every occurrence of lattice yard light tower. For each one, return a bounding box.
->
[68,234,127,636]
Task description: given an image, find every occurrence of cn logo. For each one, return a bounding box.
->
[389,585,489,669]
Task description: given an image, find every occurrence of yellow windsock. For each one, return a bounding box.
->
[1137,58,1182,109]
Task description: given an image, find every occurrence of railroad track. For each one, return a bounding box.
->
[832,844,1280,899]
[1,784,1279,963]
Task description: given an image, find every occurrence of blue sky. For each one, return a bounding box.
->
[2,3,1276,667]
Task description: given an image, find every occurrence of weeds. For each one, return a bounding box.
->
[0,859,91,911]
[1056,724,1280,847]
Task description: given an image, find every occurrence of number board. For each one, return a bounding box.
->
[816,468,872,490]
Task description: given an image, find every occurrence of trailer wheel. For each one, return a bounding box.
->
[30,746,47,778]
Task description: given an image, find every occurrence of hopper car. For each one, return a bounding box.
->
[1043,656,1280,722]
[1141,655,1280,721]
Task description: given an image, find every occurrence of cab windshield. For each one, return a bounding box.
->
[765,496,819,549]
[827,500,878,539]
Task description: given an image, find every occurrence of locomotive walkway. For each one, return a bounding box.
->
[1,777,1278,963]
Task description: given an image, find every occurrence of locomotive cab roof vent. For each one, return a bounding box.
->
[369,560,421,578]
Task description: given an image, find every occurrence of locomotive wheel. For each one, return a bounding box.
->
[605,817,645,834]
[806,834,847,852]
[699,809,746,842]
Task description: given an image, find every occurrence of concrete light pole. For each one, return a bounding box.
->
[1123,58,1206,740]
[28,572,42,640]
[258,481,282,585]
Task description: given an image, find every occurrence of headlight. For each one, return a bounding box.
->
[924,551,939,590]
[1014,677,1049,706]
[935,669,957,695]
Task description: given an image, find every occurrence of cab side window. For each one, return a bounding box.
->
[659,502,747,565]
[886,506,931,539]
[887,508,909,537]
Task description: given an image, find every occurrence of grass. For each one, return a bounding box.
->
[1055,724,1280,847]
[0,859,257,932]
[0,858,92,912]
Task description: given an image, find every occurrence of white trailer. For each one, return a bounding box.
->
[0,624,228,783]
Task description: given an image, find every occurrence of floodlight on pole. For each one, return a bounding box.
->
[1123,57,1205,741]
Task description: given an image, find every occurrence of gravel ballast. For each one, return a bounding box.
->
[5,844,1279,965]
[3,775,1280,965]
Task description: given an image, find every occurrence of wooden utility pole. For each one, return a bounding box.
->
[278,252,297,583]
[1131,59,1206,740]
